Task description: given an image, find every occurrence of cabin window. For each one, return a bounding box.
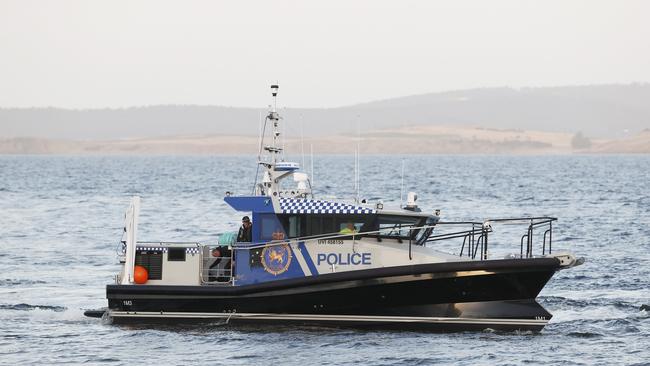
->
[277,214,374,238]
[167,247,186,261]
[276,214,306,238]
[259,214,286,241]
[373,215,424,240]
[288,215,301,238]
[415,216,439,245]
[321,216,335,236]
[135,250,163,280]
[337,222,364,233]
[277,214,426,240]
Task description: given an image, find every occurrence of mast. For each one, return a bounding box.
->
[267,84,282,164]
[253,84,311,198]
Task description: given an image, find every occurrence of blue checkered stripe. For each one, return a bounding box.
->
[279,198,376,214]
[133,247,200,255]
[186,247,200,255]
[136,246,168,253]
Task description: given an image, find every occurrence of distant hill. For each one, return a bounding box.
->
[589,129,650,153]
[1,84,649,141]
[1,125,636,155]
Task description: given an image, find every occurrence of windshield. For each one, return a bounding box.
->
[415,216,439,245]
[368,214,426,240]
[277,214,375,239]
[276,213,435,242]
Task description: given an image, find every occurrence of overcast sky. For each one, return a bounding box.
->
[1,0,648,108]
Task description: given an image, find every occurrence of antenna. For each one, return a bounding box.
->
[356,147,360,202]
[253,84,280,194]
[400,159,405,208]
[253,109,268,194]
[253,84,311,198]
[271,83,278,109]
[356,114,361,203]
[354,147,358,202]
[258,110,263,158]
[282,107,286,161]
[310,143,314,190]
[269,84,280,164]
[300,113,305,170]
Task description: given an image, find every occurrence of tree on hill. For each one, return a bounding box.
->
[571,131,592,149]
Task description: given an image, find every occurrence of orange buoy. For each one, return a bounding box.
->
[134,265,148,284]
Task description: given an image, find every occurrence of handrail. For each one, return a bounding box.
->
[460,234,468,257]
[520,233,528,258]
[528,222,534,258]
[542,223,552,255]
[136,241,201,246]
[473,234,483,259]
[221,215,558,262]
[231,224,441,250]
[201,256,233,285]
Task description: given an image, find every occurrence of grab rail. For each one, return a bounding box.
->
[200,249,233,285]
[228,216,557,261]
[230,224,441,250]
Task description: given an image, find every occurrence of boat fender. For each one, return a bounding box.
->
[134,265,149,284]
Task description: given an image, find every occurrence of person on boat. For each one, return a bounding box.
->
[272,228,285,240]
[209,246,232,282]
[237,216,252,242]
[207,217,250,282]
[339,222,357,235]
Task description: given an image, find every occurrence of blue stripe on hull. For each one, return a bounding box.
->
[299,241,319,276]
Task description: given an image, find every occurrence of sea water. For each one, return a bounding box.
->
[1,155,649,365]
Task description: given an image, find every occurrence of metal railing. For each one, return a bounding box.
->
[124,217,558,287]
[423,222,490,260]
[425,217,557,259]
[230,224,434,250]
[200,257,233,285]
[230,216,557,261]
[200,245,233,285]
[136,241,202,245]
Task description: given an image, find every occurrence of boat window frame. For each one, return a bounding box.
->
[258,214,286,241]
[275,213,429,242]
[276,213,376,239]
[367,214,427,241]
[167,247,186,262]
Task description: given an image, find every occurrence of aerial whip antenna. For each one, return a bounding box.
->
[400,159,405,208]
[310,143,314,190]
[300,113,305,170]
[356,114,361,203]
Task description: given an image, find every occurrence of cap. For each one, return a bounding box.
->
[242,216,251,222]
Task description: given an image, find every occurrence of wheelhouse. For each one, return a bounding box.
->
[273,212,438,245]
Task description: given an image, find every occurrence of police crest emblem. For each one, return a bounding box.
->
[261,243,292,275]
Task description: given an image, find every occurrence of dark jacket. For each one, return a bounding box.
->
[237,225,252,242]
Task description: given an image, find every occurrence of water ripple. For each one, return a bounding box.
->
[1,155,649,365]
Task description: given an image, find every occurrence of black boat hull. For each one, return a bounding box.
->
[105,258,560,331]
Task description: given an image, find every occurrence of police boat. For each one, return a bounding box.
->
[85,85,582,331]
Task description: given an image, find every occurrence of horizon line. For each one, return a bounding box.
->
[1,82,648,111]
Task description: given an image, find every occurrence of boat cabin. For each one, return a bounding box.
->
[119,195,441,288]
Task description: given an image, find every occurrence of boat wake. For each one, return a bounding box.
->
[0,278,47,286]
[539,295,642,311]
[0,303,67,312]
